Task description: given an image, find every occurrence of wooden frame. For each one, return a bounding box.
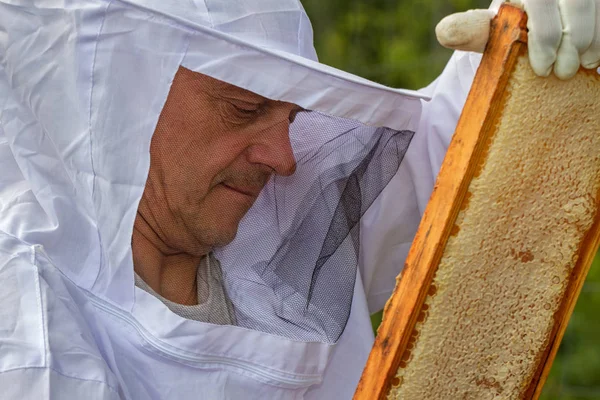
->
[354,4,600,399]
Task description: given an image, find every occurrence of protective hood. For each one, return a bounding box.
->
[0,0,426,345]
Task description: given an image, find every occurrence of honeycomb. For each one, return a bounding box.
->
[389,57,600,399]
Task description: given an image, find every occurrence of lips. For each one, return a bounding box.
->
[221,183,263,198]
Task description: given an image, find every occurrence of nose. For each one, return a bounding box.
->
[246,120,297,176]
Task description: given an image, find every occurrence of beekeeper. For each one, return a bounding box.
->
[0,0,597,398]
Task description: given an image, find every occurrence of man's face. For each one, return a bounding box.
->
[139,67,300,256]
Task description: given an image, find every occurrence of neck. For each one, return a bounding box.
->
[132,211,204,305]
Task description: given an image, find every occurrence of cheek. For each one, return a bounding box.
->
[161,141,250,213]
[197,184,256,226]
[162,150,213,210]
[152,99,252,209]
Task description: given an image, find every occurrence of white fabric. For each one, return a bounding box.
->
[439,0,600,79]
[435,9,496,53]
[510,0,600,77]
[0,0,482,398]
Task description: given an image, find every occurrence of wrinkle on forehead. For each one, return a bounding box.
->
[176,66,302,110]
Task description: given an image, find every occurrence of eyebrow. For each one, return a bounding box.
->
[216,78,307,113]
[219,83,267,103]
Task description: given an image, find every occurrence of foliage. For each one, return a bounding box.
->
[302,0,490,89]
[301,1,600,397]
[541,258,600,399]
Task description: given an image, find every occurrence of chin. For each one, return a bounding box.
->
[191,192,253,250]
[200,218,241,249]
[212,229,238,248]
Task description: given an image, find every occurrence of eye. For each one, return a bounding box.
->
[289,108,306,123]
[231,102,263,117]
[289,110,298,123]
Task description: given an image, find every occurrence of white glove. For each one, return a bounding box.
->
[436,0,600,79]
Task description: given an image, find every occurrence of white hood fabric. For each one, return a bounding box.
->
[0,0,501,398]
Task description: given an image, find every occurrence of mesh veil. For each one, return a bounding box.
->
[217,111,414,343]
[141,67,415,344]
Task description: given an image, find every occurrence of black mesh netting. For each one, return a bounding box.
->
[218,111,414,343]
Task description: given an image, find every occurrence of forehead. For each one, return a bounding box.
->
[175,67,266,101]
[175,66,301,110]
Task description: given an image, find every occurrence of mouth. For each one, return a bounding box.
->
[220,183,262,198]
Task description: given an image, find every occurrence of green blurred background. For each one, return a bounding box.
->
[301,0,600,398]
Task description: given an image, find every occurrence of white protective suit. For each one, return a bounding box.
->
[0,0,502,398]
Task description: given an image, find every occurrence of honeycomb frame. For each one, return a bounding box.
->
[355,5,600,399]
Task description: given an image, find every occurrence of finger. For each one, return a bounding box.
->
[554,0,596,79]
[508,0,524,9]
[580,0,600,69]
[522,0,563,77]
[435,10,495,53]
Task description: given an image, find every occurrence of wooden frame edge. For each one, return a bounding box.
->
[529,191,600,398]
[353,5,528,399]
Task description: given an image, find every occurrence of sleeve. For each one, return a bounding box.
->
[413,50,484,197]
[360,0,507,313]
[360,50,485,314]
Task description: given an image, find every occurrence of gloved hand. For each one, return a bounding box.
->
[435,0,600,80]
